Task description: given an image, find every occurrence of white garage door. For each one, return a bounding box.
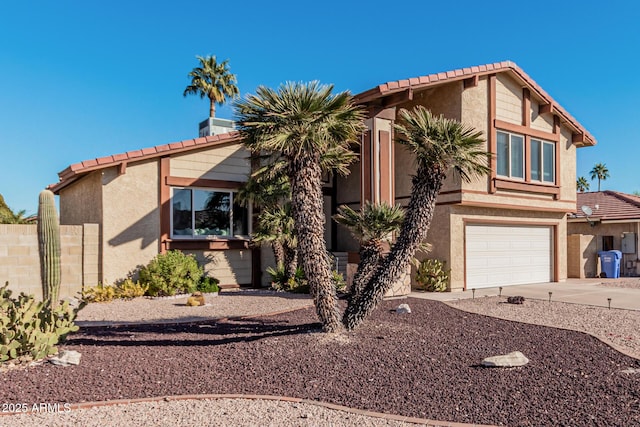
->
[465,224,552,289]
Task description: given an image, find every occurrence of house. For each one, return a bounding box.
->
[50,60,596,292]
[568,191,640,278]
[49,132,257,288]
[333,60,596,291]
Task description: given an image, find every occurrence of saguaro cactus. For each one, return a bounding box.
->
[37,189,61,307]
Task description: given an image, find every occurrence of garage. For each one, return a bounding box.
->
[465,224,552,289]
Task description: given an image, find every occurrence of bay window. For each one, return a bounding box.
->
[171,188,249,238]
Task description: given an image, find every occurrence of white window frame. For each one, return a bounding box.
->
[170,187,251,240]
[497,130,525,180]
[530,138,555,184]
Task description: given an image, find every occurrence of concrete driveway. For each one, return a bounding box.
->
[410,278,640,311]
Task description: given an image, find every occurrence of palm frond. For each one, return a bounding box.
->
[394,106,490,183]
[334,202,405,244]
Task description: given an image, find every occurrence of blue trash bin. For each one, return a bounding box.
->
[598,250,622,278]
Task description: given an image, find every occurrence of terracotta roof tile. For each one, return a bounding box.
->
[353,60,596,147]
[50,131,241,194]
[574,191,640,221]
[96,156,113,165]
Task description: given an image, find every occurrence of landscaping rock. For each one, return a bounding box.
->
[49,350,81,367]
[619,367,640,374]
[507,296,525,304]
[481,351,529,367]
[395,303,411,314]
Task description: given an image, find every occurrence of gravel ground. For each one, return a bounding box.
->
[447,296,640,360]
[3,398,420,427]
[1,296,640,426]
[597,278,640,289]
[75,289,314,326]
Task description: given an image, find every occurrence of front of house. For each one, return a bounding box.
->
[50,61,595,292]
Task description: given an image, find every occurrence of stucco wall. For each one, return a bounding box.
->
[567,233,598,278]
[59,171,103,226]
[170,143,250,182]
[102,160,160,282]
[495,74,522,124]
[461,77,490,193]
[186,249,253,286]
[568,221,640,276]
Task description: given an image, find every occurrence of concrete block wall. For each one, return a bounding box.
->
[0,224,99,300]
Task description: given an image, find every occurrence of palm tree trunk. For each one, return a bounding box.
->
[349,241,383,303]
[289,153,341,332]
[209,99,216,119]
[284,245,298,281]
[343,165,445,330]
[271,240,285,269]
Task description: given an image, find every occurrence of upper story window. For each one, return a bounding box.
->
[497,131,524,179]
[171,188,249,239]
[497,130,556,184]
[531,138,555,183]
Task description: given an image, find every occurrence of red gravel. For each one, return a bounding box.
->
[1,298,639,426]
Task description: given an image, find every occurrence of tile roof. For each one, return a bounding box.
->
[354,60,596,147]
[49,131,241,193]
[573,191,640,221]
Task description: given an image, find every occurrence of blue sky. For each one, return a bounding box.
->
[1,0,639,214]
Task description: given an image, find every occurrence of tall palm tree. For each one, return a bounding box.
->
[343,106,489,330]
[183,55,239,118]
[576,176,590,192]
[334,202,404,302]
[235,81,365,332]
[590,163,610,192]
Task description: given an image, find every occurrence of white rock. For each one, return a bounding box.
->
[395,303,411,314]
[619,368,640,374]
[49,350,82,367]
[481,351,529,367]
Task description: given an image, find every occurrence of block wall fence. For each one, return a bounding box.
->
[0,223,99,300]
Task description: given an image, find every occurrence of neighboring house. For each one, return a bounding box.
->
[50,60,596,292]
[568,191,640,278]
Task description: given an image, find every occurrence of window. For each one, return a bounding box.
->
[171,188,249,238]
[497,131,524,179]
[531,138,555,183]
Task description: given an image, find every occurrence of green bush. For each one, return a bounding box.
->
[197,276,220,293]
[415,259,450,292]
[138,251,203,297]
[0,282,80,363]
[268,265,346,293]
[267,264,307,292]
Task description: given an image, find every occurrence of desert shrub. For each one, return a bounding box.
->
[116,279,148,299]
[82,280,148,303]
[415,259,450,292]
[82,283,118,303]
[267,264,307,292]
[0,282,80,363]
[332,270,347,292]
[138,250,203,297]
[268,265,346,293]
[197,276,220,293]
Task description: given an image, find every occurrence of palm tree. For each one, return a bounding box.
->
[252,204,298,279]
[343,106,489,330]
[236,81,365,332]
[183,55,239,118]
[576,176,590,192]
[334,202,404,302]
[590,163,610,192]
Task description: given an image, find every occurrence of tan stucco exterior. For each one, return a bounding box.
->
[58,141,253,287]
[335,71,589,292]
